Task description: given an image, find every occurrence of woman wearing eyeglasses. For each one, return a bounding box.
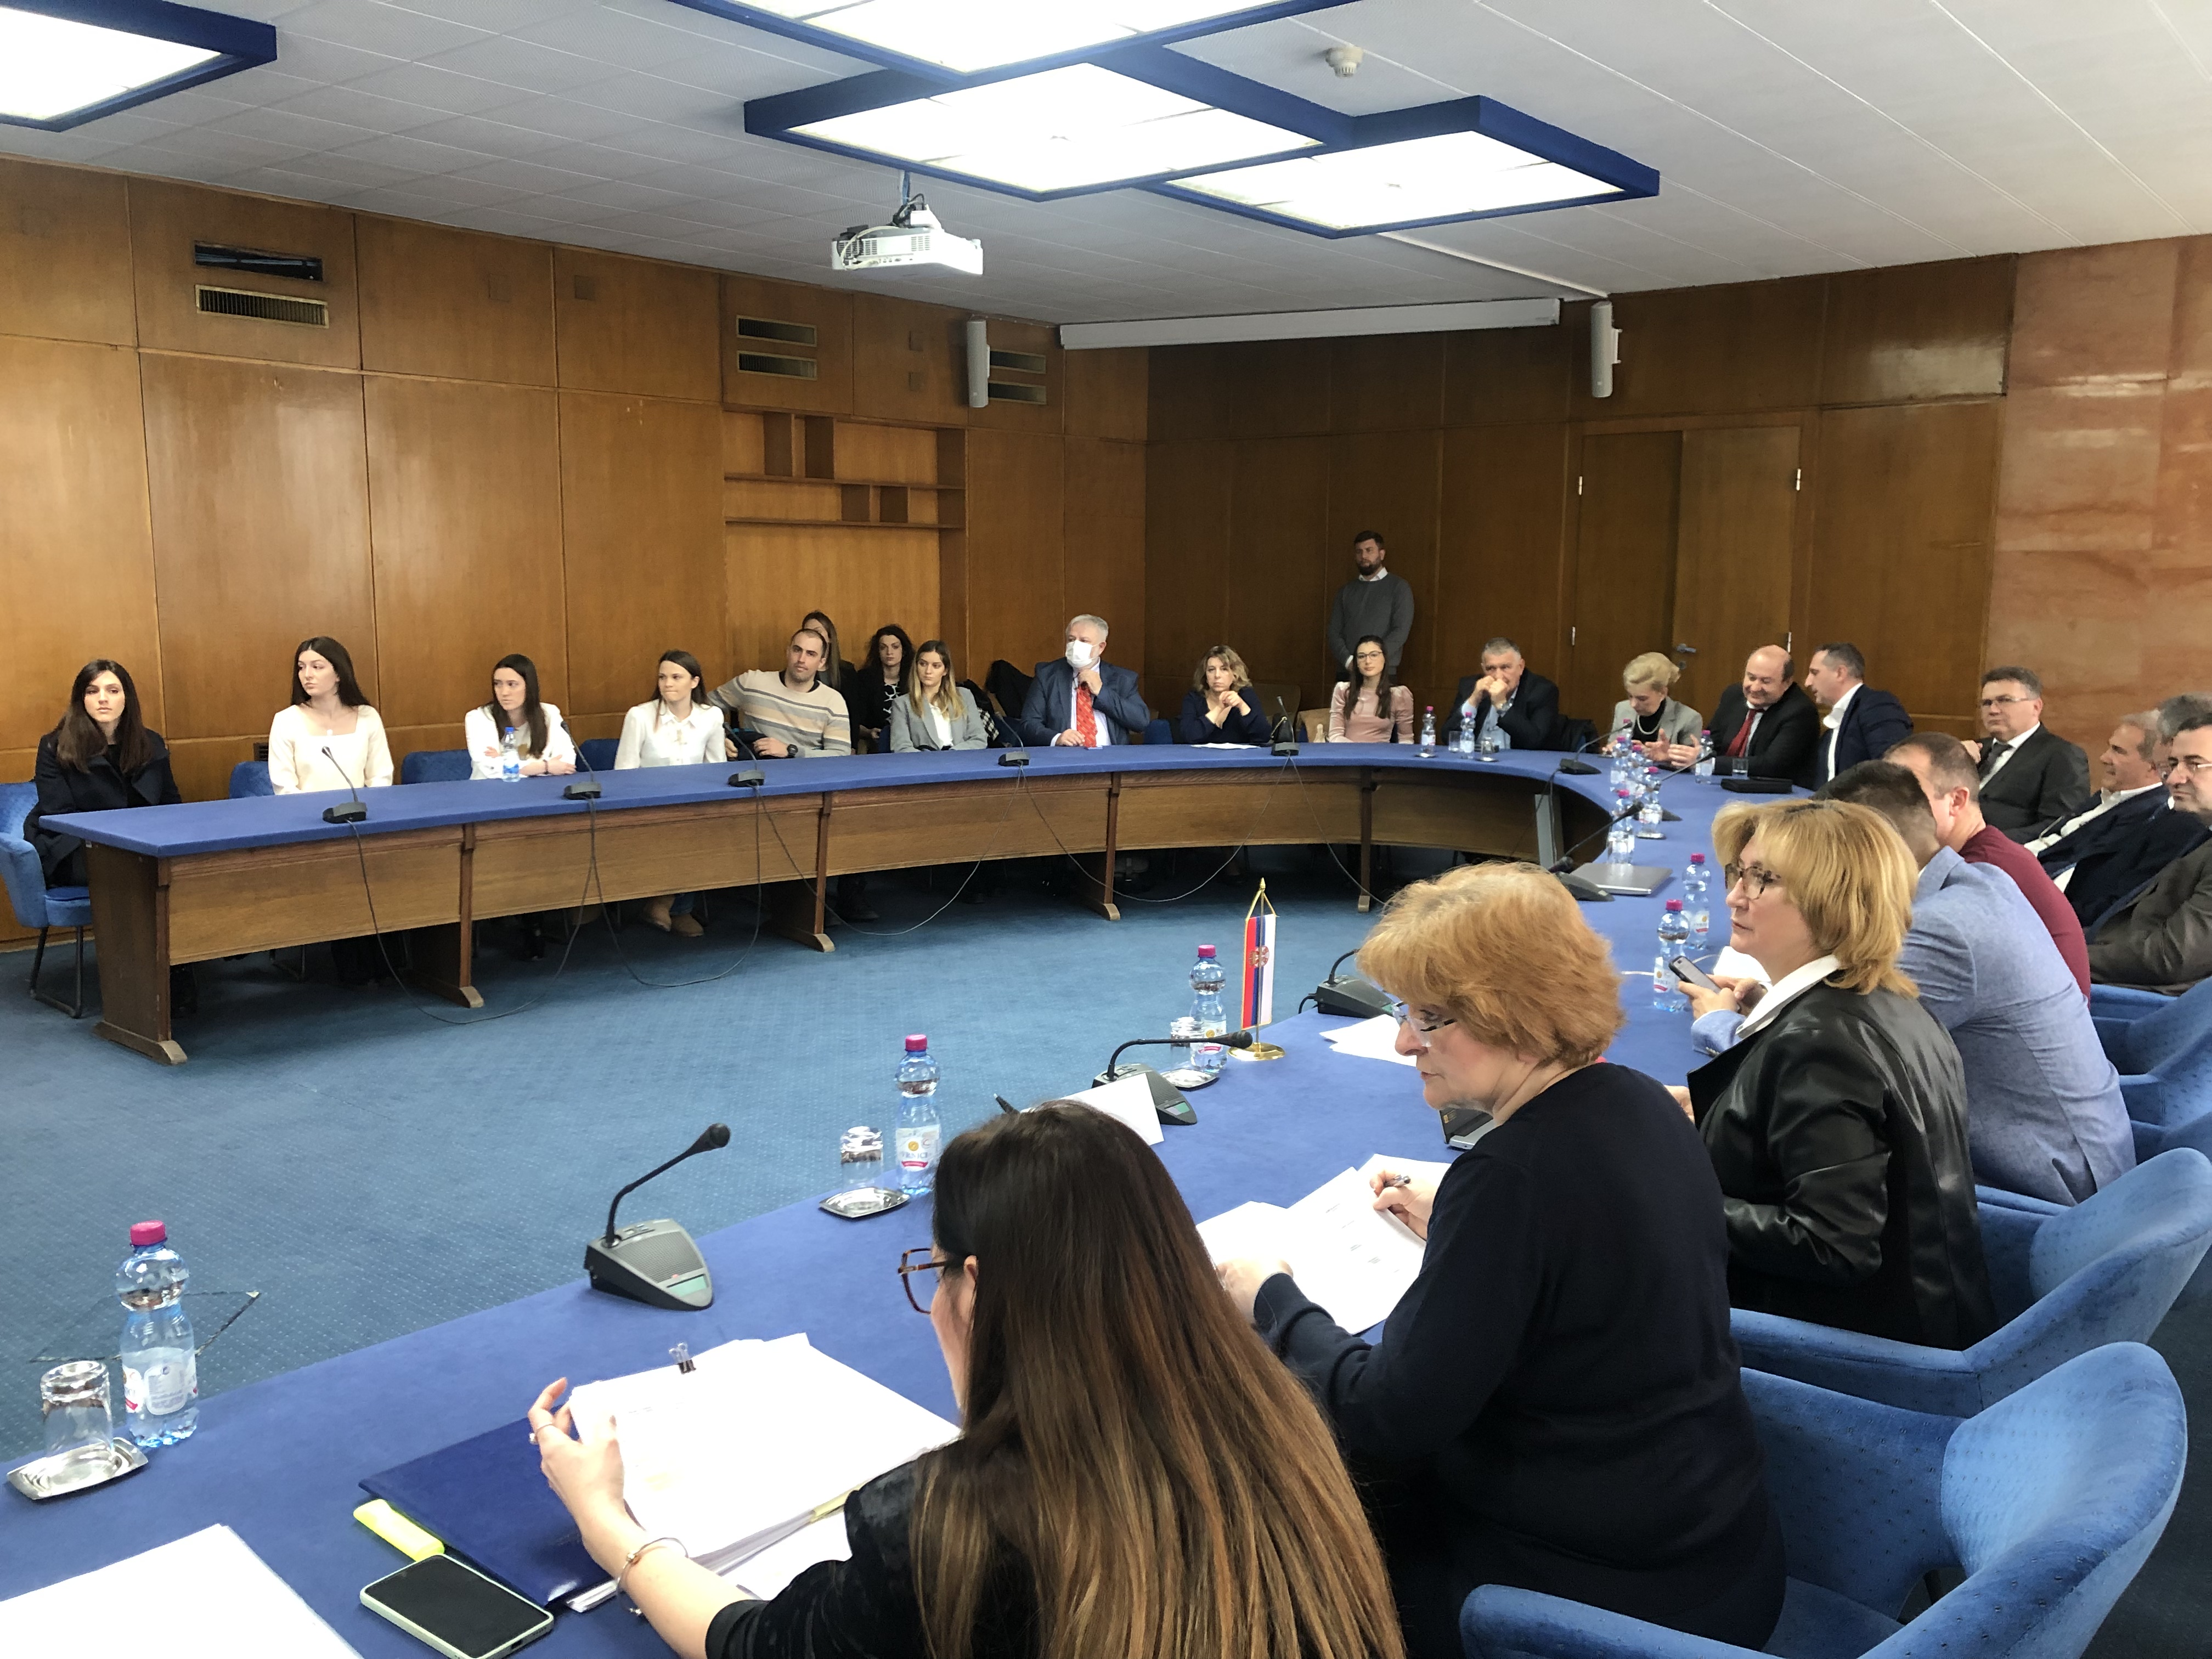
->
[526,1104,1406,1659]
[1218,864,1784,1659]
[1689,798,1993,1350]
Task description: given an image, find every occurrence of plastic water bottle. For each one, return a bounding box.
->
[1456,711,1475,759]
[1418,707,1436,758]
[1684,853,1711,938]
[117,1221,196,1447]
[500,726,521,781]
[1606,791,1637,863]
[1694,730,1716,777]
[1636,763,1666,838]
[1608,733,1633,792]
[894,1036,940,1197]
[1191,945,1229,1077]
[1654,901,1690,1012]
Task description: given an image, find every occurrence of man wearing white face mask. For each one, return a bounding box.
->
[1018,614,1151,748]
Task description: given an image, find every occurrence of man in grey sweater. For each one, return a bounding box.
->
[1325,529,1414,681]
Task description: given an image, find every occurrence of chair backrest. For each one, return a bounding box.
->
[2107,975,2212,1073]
[0,780,51,929]
[2028,1147,2212,1300]
[1246,680,1299,729]
[399,748,472,785]
[1555,715,1597,755]
[578,738,619,775]
[229,760,273,798]
[1299,707,1331,743]
[0,779,32,844]
[1142,718,1172,746]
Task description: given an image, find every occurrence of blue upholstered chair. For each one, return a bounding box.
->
[1460,1342,2185,1659]
[1143,717,1172,746]
[0,780,94,1017]
[578,738,618,775]
[2089,982,2174,1028]
[228,760,273,797]
[2084,979,2212,1157]
[399,749,472,785]
[1730,1149,2212,1416]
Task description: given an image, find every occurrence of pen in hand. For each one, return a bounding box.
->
[1377,1173,1412,1190]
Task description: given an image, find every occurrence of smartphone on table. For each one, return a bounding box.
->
[362,1555,553,1659]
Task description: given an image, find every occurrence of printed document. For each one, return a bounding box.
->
[1319,1014,1417,1067]
[1198,1159,1440,1333]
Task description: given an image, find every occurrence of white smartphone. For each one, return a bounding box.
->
[362,1556,554,1659]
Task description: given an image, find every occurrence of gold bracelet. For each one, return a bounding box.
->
[617,1534,687,1595]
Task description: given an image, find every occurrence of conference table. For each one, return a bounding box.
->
[44,744,1618,1065]
[1,769,1731,1654]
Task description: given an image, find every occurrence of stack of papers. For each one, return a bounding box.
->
[566,1335,957,1603]
[1319,1014,1417,1066]
[1061,1069,1164,1144]
[1197,1155,1450,1333]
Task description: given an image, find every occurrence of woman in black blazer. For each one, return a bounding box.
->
[27,659,180,887]
[1175,645,1272,744]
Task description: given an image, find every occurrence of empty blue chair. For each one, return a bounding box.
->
[399,749,471,785]
[0,781,93,1017]
[1730,1148,2212,1416]
[228,760,273,797]
[2090,982,2174,1029]
[578,738,618,775]
[1143,717,1173,745]
[1462,1342,2185,1659]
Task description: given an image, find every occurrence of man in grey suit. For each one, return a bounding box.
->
[1325,530,1414,680]
[1692,761,2135,1205]
[1967,665,2090,838]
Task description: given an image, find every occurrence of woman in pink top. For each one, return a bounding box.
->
[1329,635,1415,743]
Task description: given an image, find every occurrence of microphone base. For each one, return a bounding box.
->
[1553,870,1615,902]
[1313,972,1393,1020]
[1093,1061,1202,1124]
[1556,759,1599,775]
[726,768,764,788]
[562,777,602,800]
[584,1218,713,1311]
[1271,741,1301,757]
[997,749,1030,767]
[321,801,368,824]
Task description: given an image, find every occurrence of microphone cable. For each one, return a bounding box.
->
[1020,754,1300,906]
[808,768,1031,939]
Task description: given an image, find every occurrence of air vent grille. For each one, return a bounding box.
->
[737,352,819,380]
[986,380,1047,405]
[736,315,816,347]
[194,242,323,282]
[196,285,329,328]
[988,348,1047,374]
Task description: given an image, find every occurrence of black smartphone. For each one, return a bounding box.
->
[361,1556,554,1659]
[1669,955,1720,993]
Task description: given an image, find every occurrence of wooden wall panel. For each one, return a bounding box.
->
[1436,424,1570,690]
[1672,425,1802,721]
[357,217,554,386]
[849,292,963,425]
[836,421,937,483]
[1223,340,1331,440]
[128,180,360,367]
[1443,323,1571,426]
[1562,430,1682,723]
[558,393,723,714]
[1329,332,1445,432]
[1230,437,1333,706]
[1327,431,1441,702]
[1064,438,1147,679]
[1148,343,1231,442]
[1063,347,1148,440]
[0,337,159,749]
[1570,278,1825,420]
[962,429,1065,679]
[554,248,717,402]
[365,376,565,732]
[722,273,853,414]
[141,355,374,740]
[1821,256,2012,405]
[726,525,940,684]
[970,318,1062,434]
[1143,441,1231,710]
[0,159,135,346]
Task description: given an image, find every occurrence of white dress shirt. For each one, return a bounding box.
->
[1731,953,1845,1042]
[924,705,951,748]
[613,701,725,769]
[268,703,393,794]
[1980,722,2040,781]
[2028,782,2163,855]
[464,704,578,780]
[1820,682,1860,780]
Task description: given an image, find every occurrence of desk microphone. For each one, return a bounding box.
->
[561,718,601,799]
[319,747,369,823]
[1267,694,1300,758]
[584,1122,730,1311]
[726,725,766,789]
[1094,1030,1255,1126]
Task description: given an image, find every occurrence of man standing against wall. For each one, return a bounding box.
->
[1325,531,1413,681]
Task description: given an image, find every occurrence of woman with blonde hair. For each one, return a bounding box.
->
[889,639,989,750]
[1689,798,1992,1349]
[531,1105,1405,1659]
[1176,644,1271,744]
[1220,862,1783,1658]
[1612,651,1702,766]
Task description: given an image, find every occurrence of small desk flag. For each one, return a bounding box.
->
[1241,881,1277,1029]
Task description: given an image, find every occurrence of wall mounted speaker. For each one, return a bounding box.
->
[964,317,989,408]
[1589,300,1621,398]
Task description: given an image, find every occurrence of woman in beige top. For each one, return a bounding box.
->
[1328,635,1415,743]
[268,636,393,795]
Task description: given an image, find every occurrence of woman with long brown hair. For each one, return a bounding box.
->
[27,658,180,886]
[528,1105,1404,1659]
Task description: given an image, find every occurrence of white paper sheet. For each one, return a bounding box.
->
[1200,1164,1430,1334]
[1319,1013,1418,1066]
[727,1513,851,1600]
[0,1525,361,1658]
[1063,1069,1166,1144]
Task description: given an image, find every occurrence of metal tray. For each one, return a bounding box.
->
[8,1437,148,1501]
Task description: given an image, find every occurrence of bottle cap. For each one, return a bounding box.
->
[1690,852,1706,864]
[1196,944,1217,959]
[129,1221,166,1248]
[1664,899,1683,911]
[905,1034,928,1052]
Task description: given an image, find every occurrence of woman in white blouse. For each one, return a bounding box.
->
[615,650,725,936]
[889,640,990,751]
[269,636,394,795]
[466,653,577,780]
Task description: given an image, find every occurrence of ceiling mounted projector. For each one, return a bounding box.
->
[832,180,982,276]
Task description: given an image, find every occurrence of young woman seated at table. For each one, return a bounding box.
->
[889,640,990,751]
[27,658,182,888]
[269,636,393,794]
[1218,863,1785,1658]
[1176,645,1272,744]
[1328,635,1414,743]
[466,653,575,778]
[615,650,727,937]
[854,624,915,753]
[529,1104,1406,1659]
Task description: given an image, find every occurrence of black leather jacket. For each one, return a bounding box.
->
[1689,981,1995,1351]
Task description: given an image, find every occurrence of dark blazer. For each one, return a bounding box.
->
[1813,686,1913,785]
[1443,670,1560,749]
[1016,658,1149,748]
[1173,687,1272,746]
[1256,1064,1784,1656]
[1978,726,2091,838]
[2087,836,2212,995]
[1690,981,1995,1351]
[2066,808,2211,930]
[1707,682,1820,785]
[26,730,182,883]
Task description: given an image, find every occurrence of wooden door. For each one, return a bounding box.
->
[1565,431,1681,725]
[1669,425,1800,722]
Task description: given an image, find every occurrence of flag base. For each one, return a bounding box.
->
[1229,1042,1286,1062]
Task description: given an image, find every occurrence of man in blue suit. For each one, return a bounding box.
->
[1018,613,1150,749]
[1801,642,1912,788]
[2030,712,2201,926]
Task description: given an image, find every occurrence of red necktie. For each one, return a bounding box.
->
[1726,710,1756,758]
[1076,683,1098,746]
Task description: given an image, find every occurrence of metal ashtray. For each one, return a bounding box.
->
[819,1187,911,1220]
[8,1437,148,1501]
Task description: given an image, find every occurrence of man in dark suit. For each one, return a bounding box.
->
[2090,709,2212,992]
[1707,645,1819,783]
[1444,637,1559,749]
[1967,665,2090,839]
[1017,612,1150,749]
[2030,713,2203,926]
[1802,642,1911,788]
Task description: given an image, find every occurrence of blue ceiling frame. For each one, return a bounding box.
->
[662,0,1339,82]
[1,0,277,132]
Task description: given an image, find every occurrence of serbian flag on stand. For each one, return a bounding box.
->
[1241,881,1277,1029]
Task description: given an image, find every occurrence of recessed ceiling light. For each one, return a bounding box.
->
[670,0,1336,78]
[0,0,275,131]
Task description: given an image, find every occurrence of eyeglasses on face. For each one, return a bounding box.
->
[1723,862,1784,899]
[1978,694,2032,709]
[898,1246,950,1314]
[1385,998,1456,1036]
[2159,754,2212,780]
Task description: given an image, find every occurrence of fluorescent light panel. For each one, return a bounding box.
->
[1060,298,1562,350]
[792,64,1317,196]
[0,1,275,130]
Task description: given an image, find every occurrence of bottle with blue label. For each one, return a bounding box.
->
[500,726,522,781]
[117,1221,197,1447]
[1190,945,1229,1077]
[895,1036,940,1196]
[1683,853,1711,938]
[1653,901,1690,1012]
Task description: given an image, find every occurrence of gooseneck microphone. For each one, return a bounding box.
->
[1094,1030,1255,1126]
[1268,694,1300,758]
[585,1122,730,1311]
[319,746,368,823]
[561,717,601,799]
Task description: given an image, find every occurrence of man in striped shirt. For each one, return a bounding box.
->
[715,627,853,758]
